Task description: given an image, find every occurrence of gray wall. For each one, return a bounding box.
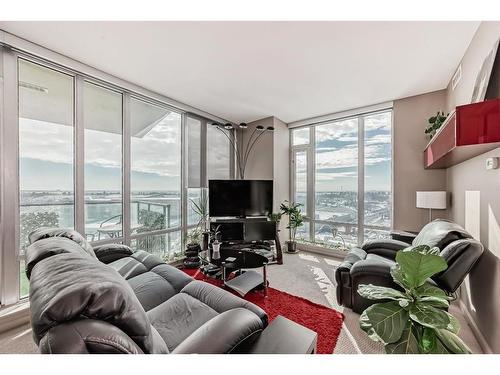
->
[445,21,500,111]
[242,117,274,180]
[272,117,290,214]
[443,21,500,353]
[392,90,448,232]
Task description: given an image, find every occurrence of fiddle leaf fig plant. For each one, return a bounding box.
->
[358,245,471,354]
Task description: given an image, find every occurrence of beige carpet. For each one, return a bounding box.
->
[0,251,483,354]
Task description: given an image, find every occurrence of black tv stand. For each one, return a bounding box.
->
[209,218,283,264]
[212,217,268,222]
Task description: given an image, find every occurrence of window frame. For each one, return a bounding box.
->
[0,46,233,306]
[290,109,393,248]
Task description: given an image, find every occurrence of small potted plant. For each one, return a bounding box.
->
[280,200,304,253]
[183,193,208,268]
[425,111,449,139]
[190,192,210,248]
[269,212,283,226]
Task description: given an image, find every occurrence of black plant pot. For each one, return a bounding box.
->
[286,241,298,253]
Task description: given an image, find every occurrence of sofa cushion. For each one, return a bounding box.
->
[180,280,268,324]
[93,243,134,264]
[128,271,179,311]
[29,252,155,354]
[147,293,219,351]
[108,257,149,280]
[412,219,471,249]
[108,250,193,311]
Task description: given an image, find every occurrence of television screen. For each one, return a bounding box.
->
[244,221,276,241]
[209,180,273,217]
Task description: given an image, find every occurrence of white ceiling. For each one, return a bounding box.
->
[0,21,480,124]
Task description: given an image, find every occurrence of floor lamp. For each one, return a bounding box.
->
[211,122,274,179]
[416,191,447,222]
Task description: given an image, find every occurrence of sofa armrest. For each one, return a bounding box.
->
[350,256,399,313]
[361,239,410,259]
[39,319,145,354]
[390,230,418,243]
[334,247,367,308]
[93,243,134,264]
[172,308,264,354]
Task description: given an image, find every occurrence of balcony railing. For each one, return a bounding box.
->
[19,199,182,261]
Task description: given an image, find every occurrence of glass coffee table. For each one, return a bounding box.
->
[198,249,269,297]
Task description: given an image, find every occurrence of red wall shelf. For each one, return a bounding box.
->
[424,98,500,169]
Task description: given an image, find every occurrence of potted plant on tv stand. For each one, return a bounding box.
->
[183,193,209,269]
[190,192,209,250]
[280,200,304,253]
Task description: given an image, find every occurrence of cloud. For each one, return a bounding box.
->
[336,136,358,142]
[316,144,358,169]
[316,171,357,181]
[19,119,73,164]
[365,133,391,145]
[365,112,391,131]
[315,118,358,142]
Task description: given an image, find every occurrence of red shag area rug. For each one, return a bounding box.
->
[182,268,344,354]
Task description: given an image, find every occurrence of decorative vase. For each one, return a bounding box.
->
[212,241,221,261]
[183,242,202,269]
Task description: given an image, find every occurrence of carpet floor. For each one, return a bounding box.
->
[183,268,345,354]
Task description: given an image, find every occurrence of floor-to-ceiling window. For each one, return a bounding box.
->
[0,49,232,305]
[291,109,392,249]
[84,82,123,241]
[187,116,203,228]
[18,59,75,297]
[130,99,183,260]
[363,112,392,241]
[315,118,359,245]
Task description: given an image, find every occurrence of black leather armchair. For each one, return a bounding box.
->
[25,228,267,354]
[335,220,484,313]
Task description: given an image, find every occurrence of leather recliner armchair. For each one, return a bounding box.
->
[25,228,268,354]
[335,220,484,313]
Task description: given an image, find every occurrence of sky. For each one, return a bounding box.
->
[19,111,391,193]
[296,112,392,192]
[19,113,231,192]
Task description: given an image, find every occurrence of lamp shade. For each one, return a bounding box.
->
[416,191,447,209]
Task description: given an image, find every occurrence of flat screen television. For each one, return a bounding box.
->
[209,180,273,218]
